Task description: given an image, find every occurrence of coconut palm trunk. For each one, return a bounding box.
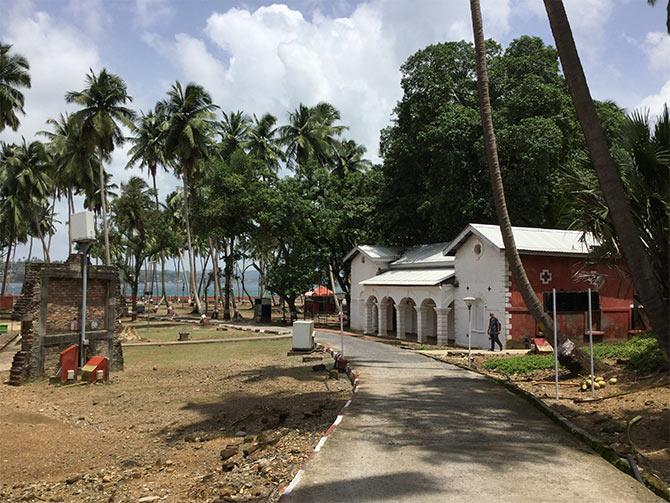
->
[544,0,669,355]
[1,242,12,296]
[209,238,221,316]
[98,144,111,265]
[470,0,594,373]
[182,168,203,313]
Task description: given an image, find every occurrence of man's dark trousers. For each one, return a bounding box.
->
[490,334,503,351]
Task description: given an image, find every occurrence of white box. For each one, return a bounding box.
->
[292,320,314,350]
[70,211,95,242]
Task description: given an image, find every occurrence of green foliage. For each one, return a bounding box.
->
[592,334,668,374]
[562,107,669,313]
[0,43,31,132]
[482,354,556,375]
[379,36,626,245]
[483,335,667,377]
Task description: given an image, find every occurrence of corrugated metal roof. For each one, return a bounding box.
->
[390,242,453,268]
[361,268,455,286]
[343,244,401,263]
[443,224,596,256]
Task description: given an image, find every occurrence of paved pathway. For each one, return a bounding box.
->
[286,332,660,502]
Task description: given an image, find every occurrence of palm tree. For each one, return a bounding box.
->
[564,107,669,336]
[126,108,168,207]
[0,140,53,273]
[110,176,157,320]
[279,102,346,169]
[544,0,669,355]
[218,110,250,159]
[40,113,100,255]
[0,44,31,132]
[331,140,372,177]
[162,81,218,314]
[469,0,562,358]
[246,113,283,175]
[66,68,135,265]
[126,107,171,305]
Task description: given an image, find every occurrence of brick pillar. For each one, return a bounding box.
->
[378,302,387,337]
[395,304,405,339]
[436,307,451,346]
[417,308,425,343]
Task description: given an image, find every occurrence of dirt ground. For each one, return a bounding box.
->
[0,338,351,503]
[428,351,670,488]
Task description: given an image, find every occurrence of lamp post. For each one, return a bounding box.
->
[463,296,476,368]
[70,211,96,368]
[339,297,347,357]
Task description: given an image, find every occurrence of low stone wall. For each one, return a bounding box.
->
[8,254,123,385]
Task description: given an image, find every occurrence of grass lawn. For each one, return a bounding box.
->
[130,324,277,343]
[123,338,292,368]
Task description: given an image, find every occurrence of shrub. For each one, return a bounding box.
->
[591,334,667,374]
[482,354,555,375]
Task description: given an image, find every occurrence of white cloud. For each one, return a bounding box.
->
[135,0,175,28]
[0,8,102,142]
[644,31,670,73]
[67,0,108,35]
[150,1,512,161]
[639,79,670,114]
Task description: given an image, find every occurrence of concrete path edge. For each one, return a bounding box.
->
[417,351,670,501]
[279,342,359,500]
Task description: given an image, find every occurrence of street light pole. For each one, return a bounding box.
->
[463,297,476,368]
[339,298,347,357]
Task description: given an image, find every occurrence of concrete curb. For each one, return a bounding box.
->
[418,352,670,501]
[279,343,359,499]
[122,334,292,347]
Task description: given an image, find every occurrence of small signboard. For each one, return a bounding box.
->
[533,337,554,354]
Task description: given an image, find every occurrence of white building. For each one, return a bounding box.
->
[346,223,607,349]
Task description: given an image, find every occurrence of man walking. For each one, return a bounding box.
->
[488,313,503,351]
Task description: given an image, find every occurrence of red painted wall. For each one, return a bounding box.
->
[507,255,634,342]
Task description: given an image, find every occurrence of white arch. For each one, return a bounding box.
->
[398,297,418,341]
[418,298,438,344]
[378,296,396,337]
[364,295,379,335]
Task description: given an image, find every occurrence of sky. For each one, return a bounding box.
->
[0,0,668,262]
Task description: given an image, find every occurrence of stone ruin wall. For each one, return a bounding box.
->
[8,254,123,385]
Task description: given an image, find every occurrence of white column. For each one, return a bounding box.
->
[417,308,426,343]
[363,301,373,335]
[436,307,451,346]
[396,304,405,339]
[378,303,387,337]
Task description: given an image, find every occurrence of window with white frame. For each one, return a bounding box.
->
[473,300,484,331]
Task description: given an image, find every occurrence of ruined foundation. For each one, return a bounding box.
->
[8,254,123,385]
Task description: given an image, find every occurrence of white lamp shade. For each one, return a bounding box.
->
[463,296,476,308]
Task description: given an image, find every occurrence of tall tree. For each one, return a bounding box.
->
[0,140,53,273]
[127,107,170,303]
[0,44,31,132]
[218,110,250,159]
[40,113,100,255]
[246,113,283,176]
[161,81,218,314]
[544,0,669,355]
[66,68,135,265]
[331,140,372,177]
[564,107,669,333]
[109,176,159,320]
[469,0,562,358]
[127,108,167,208]
[279,102,345,170]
